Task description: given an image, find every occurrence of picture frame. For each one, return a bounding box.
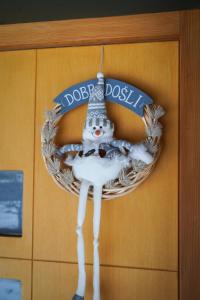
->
[0,171,23,237]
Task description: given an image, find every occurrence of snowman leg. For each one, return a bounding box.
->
[73,180,90,300]
[93,185,102,300]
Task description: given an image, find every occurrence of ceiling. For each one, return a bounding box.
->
[0,0,199,25]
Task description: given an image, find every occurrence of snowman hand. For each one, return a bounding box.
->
[129,143,154,165]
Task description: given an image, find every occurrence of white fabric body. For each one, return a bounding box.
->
[75,181,90,297]
[75,181,103,300]
[67,141,152,300]
[72,154,128,300]
[93,185,102,300]
[72,155,129,186]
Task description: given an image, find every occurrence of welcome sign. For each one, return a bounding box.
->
[54,78,153,116]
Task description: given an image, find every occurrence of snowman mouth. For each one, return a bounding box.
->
[93,130,103,137]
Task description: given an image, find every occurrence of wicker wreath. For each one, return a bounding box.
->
[41,103,165,200]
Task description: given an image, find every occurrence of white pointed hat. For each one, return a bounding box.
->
[84,72,113,129]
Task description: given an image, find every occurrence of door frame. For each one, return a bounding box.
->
[0,9,199,300]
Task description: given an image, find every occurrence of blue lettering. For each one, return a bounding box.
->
[119,86,128,101]
[112,85,121,98]
[80,86,89,100]
[125,90,134,105]
[105,83,112,96]
[133,95,143,108]
[63,94,74,106]
[73,89,81,101]
[87,84,95,96]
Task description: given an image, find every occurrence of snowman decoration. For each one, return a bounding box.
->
[56,72,153,300]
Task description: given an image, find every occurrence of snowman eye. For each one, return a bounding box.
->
[100,126,102,129]
[93,126,96,130]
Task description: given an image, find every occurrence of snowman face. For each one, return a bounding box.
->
[83,124,114,142]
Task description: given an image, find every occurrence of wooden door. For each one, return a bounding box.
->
[0,9,199,300]
[0,42,178,300]
[33,42,178,299]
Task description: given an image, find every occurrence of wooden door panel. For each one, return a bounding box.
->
[33,260,178,300]
[34,42,178,272]
[0,258,32,300]
[0,50,36,259]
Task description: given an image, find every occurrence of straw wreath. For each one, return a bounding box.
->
[41,104,165,200]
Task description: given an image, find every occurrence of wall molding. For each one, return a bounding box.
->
[0,11,179,51]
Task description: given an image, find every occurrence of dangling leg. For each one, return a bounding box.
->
[72,180,90,300]
[93,185,102,300]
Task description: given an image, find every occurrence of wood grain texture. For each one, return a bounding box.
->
[179,9,200,300]
[32,260,178,300]
[33,42,178,272]
[0,11,179,51]
[0,50,36,259]
[0,258,32,300]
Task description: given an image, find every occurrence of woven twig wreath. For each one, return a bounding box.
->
[41,103,165,200]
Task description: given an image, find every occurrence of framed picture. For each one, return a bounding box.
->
[0,278,22,300]
[0,171,23,237]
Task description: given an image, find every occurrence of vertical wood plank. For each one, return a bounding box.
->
[180,9,200,300]
[0,50,36,259]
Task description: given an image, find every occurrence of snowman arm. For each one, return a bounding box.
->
[111,140,153,164]
[110,140,134,151]
[57,144,83,156]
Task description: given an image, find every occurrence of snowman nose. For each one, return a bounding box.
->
[95,129,101,136]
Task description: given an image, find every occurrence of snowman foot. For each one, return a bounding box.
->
[72,295,84,300]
